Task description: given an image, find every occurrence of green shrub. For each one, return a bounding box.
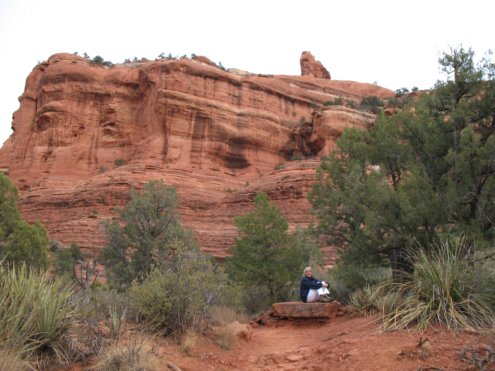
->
[90,55,113,67]
[75,286,130,328]
[382,237,495,331]
[395,87,409,97]
[290,154,305,161]
[346,100,358,109]
[104,306,127,340]
[101,181,194,290]
[0,173,49,271]
[0,263,77,360]
[349,283,401,316]
[226,194,321,312]
[54,243,84,279]
[114,158,126,167]
[349,285,377,316]
[128,246,234,336]
[2,220,49,270]
[323,97,344,106]
[329,263,389,302]
[359,95,384,113]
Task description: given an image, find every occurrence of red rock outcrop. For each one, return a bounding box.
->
[191,55,217,67]
[0,53,392,261]
[300,51,331,79]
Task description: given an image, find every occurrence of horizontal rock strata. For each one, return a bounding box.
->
[0,53,392,261]
[272,301,340,318]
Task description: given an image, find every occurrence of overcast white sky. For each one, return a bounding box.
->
[0,0,493,145]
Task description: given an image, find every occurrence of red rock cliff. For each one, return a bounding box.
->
[0,52,392,260]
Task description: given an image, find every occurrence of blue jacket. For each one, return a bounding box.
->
[300,276,323,302]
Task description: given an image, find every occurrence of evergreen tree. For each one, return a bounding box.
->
[0,173,49,270]
[310,47,495,280]
[226,192,319,303]
[101,180,194,290]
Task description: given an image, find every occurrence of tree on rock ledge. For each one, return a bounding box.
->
[0,173,49,270]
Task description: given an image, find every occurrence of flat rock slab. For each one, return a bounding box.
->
[272,301,340,319]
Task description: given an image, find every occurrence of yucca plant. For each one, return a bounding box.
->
[0,263,78,361]
[104,306,127,340]
[349,282,402,316]
[382,236,495,331]
[349,285,377,316]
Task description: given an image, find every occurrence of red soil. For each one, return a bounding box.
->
[155,314,493,370]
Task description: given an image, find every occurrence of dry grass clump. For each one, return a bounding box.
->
[179,330,201,355]
[214,325,236,350]
[0,348,33,371]
[92,334,161,371]
[210,305,250,326]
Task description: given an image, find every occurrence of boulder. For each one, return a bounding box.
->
[272,301,340,319]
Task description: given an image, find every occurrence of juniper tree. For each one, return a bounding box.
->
[0,173,49,270]
[310,47,495,281]
[226,192,320,305]
[101,180,195,290]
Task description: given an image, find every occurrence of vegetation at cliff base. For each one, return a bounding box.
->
[311,46,495,278]
[102,180,238,337]
[128,244,235,336]
[0,173,49,270]
[101,180,196,290]
[0,263,78,363]
[310,47,495,329]
[226,192,321,312]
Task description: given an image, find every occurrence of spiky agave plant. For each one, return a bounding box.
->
[382,236,495,331]
[0,263,78,361]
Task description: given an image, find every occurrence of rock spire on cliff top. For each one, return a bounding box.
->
[300,51,331,79]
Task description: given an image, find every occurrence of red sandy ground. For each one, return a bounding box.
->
[154,314,493,370]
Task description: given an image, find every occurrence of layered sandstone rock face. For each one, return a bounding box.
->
[300,51,331,79]
[0,53,392,261]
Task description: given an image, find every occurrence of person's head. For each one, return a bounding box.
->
[304,266,313,277]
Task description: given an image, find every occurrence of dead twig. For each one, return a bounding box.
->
[322,330,349,342]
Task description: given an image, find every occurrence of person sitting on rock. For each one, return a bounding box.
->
[300,266,331,303]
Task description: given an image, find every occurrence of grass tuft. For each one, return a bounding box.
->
[92,334,161,371]
[0,347,33,371]
[214,325,236,350]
